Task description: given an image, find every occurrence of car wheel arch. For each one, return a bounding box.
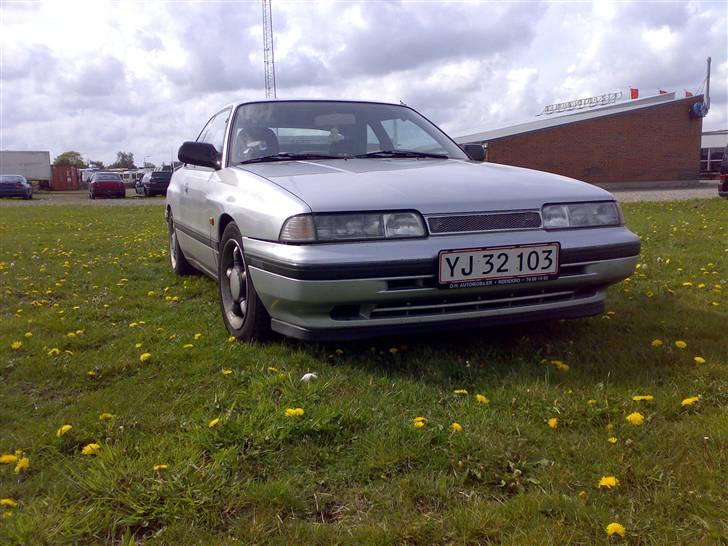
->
[218,213,236,244]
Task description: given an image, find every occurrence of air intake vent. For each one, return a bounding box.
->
[427,211,541,234]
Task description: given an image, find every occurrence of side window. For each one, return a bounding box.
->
[201,109,230,153]
[380,118,445,153]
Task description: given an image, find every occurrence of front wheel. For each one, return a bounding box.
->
[218,222,272,341]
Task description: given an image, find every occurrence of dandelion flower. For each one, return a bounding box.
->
[674,340,687,349]
[56,424,72,437]
[87,370,97,377]
[550,360,569,371]
[450,422,463,432]
[147,291,157,297]
[14,457,30,473]
[81,443,101,456]
[453,389,468,395]
[598,476,620,488]
[607,437,618,444]
[650,339,663,347]
[0,454,18,465]
[221,368,233,376]
[208,417,221,428]
[284,408,304,417]
[625,412,644,425]
[334,348,344,355]
[632,395,654,402]
[606,522,626,538]
[183,343,194,349]
[227,336,236,343]
[267,367,279,373]
[388,347,399,354]
[24,332,33,338]
[99,413,114,421]
[194,333,203,340]
[0,498,17,508]
[681,396,701,407]
[476,394,489,404]
[693,356,706,365]
[139,352,151,362]
[547,417,559,429]
[11,341,22,350]
[587,399,597,405]
[413,416,427,428]
[135,343,142,349]
[153,464,168,471]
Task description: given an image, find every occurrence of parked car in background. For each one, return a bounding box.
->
[166,99,640,342]
[88,172,125,199]
[135,170,172,196]
[719,143,728,198]
[0,174,33,199]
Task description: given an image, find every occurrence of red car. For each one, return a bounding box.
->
[89,172,125,199]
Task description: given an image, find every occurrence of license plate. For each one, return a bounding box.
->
[438,243,560,288]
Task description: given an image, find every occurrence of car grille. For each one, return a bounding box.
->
[427,211,542,234]
[330,287,597,321]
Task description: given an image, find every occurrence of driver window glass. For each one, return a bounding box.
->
[201,110,230,153]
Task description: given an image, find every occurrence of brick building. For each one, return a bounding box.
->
[456,92,706,185]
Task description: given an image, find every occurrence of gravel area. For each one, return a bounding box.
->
[611,186,719,202]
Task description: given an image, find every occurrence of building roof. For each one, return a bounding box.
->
[455,92,703,144]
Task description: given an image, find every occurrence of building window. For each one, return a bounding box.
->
[700,147,725,174]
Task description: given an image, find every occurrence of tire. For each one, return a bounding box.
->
[218,222,272,341]
[143,187,149,197]
[167,212,196,276]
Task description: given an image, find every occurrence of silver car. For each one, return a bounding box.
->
[166,100,639,341]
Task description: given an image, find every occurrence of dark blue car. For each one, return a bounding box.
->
[0,175,33,199]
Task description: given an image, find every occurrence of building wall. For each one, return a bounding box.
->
[485,96,704,184]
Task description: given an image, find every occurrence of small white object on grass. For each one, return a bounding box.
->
[300,372,318,382]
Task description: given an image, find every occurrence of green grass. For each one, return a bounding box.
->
[0,199,726,544]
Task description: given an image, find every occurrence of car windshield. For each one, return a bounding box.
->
[228,101,468,164]
[0,175,26,183]
[95,173,122,181]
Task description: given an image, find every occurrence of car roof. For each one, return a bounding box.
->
[218,98,406,112]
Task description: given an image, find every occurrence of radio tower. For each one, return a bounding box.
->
[262,0,277,98]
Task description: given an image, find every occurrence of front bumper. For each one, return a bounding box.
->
[0,187,30,198]
[244,227,640,340]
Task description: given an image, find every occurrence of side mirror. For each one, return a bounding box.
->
[461,144,485,162]
[178,141,221,170]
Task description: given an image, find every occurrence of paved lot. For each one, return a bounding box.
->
[0,185,722,207]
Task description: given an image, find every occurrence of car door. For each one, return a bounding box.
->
[177,107,231,274]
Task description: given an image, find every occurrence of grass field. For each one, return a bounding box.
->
[1,199,726,545]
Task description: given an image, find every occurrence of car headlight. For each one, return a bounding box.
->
[279,211,426,242]
[542,202,622,229]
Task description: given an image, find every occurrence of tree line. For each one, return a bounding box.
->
[52,151,157,170]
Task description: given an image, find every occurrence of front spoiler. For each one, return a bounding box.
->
[270,300,604,341]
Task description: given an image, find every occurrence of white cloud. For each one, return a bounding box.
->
[0,0,725,167]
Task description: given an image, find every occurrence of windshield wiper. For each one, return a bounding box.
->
[237,152,346,164]
[355,149,448,159]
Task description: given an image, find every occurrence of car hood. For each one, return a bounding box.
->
[236,158,615,214]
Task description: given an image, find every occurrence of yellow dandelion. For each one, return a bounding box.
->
[227,336,236,343]
[10,341,22,350]
[24,331,33,338]
[693,356,706,365]
[388,347,398,354]
[135,342,142,349]
[183,343,194,349]
[606,522,626,538]
[632,395,654,402]
[208,417,221,428]
[267,366,279,373]
[139,352,151,362]
[81,443,101,456]
[607,437,618,444]
[450,422,463,433]
[476,394,489,404]
[547,417,559,429]
[194,333,203,340]
[650,339,663,347]
[334,348,344,355]
[550,359,569,371]
[681,396,701,407]
[14,457,30,473]
[598,476,620,488]
[413,416,428,428]
[674,340,687,349]
[56,424,72,437]
[87,370,97,377]
[284,408,305,417]
[625,412,644,425]
[222,368,233,376]
[153,464,168,471]
[587,399,597,405]
[147,291,157,297]
[129,322,138,328]
[0,454,18,465]
[99,413,114,421]
[453,389,468,395]
[0,498,18,508]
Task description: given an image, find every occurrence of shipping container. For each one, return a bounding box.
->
[51,165,80,190]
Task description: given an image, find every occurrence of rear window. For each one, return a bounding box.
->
[0,175,26,183]
[95,174,122,181]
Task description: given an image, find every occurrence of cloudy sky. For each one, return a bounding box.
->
[1,0,726,167]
